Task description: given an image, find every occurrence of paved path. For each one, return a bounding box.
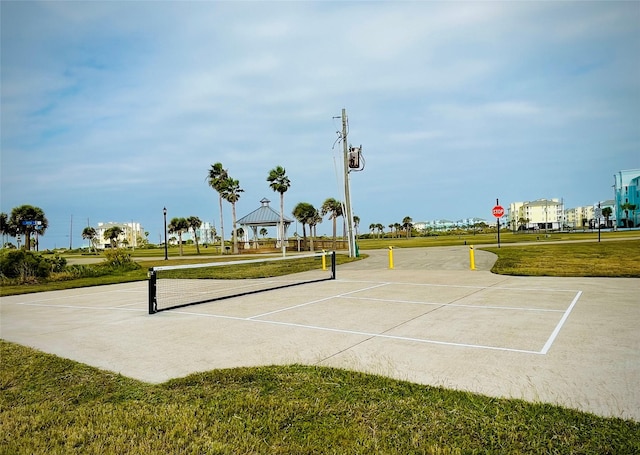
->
[2,246,638,421]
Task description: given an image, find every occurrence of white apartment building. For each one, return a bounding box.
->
[508,199,565,231]
[565,206,594,229]
[95,221,144,249]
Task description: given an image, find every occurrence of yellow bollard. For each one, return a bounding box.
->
[469,245,476,270]
[322,250,327,271]
[388,246,394,269]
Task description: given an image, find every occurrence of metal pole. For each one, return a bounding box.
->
[342,108,355,257]
[496,198,501,248]
[148,268,157,314]
[598,202,601,243]
[163,207,168,260]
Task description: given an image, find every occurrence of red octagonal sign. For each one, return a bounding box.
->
[492,205,505,218]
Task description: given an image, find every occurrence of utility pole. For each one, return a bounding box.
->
[342,108,356,257]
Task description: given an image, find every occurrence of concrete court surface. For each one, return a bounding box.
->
[1,246,638,422]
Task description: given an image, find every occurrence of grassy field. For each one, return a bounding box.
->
[485,239,640,277]
[356,229,639,249]
[2,340,638,454]
[2,236,639,452]
[0,253,362,296]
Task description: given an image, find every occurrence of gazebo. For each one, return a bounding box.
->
[236,198,293,250]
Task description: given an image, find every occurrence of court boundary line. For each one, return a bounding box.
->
[169,281,582,355]
[340,295,566,313]
[3,280,583,355]
[540,291,582,354]
[337,278,581,293]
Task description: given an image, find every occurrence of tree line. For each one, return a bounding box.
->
[207,162,348,254]
[1,164,352,254]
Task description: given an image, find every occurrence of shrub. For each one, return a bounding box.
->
[0,250,67,283]
[102,248,140,272]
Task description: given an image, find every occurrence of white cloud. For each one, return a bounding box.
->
[1,1,639,248]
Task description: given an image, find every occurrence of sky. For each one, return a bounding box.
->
[1,1,639,250]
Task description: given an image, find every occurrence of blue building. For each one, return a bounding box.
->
[613,169,640,228]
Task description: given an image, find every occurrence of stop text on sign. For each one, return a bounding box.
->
[492,205,504,218]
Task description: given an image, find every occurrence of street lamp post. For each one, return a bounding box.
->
[163,207,168,260]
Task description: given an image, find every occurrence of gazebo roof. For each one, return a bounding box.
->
[237,198,292,227]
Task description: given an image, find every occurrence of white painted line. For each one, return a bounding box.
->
[248,282,390,319]
[336,279,581,293]
[340,296,566,313]
[539,290,583,355]
[10,302,146,312]
[1,287,145,305]
[172,308,541,354]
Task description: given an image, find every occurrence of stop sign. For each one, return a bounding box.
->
[492,205,504,218]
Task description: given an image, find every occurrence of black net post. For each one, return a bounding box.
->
[148,268,157,314]
[331,251,336,279]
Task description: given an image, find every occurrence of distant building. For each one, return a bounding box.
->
[508,199,565,231]
[195,221,216,244]
[613,169,640,228]
[565,206,593,230]
[96,222,144,249]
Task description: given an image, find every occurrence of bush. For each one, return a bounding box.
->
[0,250,67,283]
[102,248,140,272]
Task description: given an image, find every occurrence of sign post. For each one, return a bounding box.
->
[492,200,505,248]
[595,203,602,243]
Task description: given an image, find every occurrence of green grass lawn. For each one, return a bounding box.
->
[356,229,639,249]
[483,239,640,277]
[2,340,638,454]
[2,237,639,452]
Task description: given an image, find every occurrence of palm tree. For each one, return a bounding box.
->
[602,207,613,228]
[267,166,291,255]
[353,215,360,239]
[222,177,243,254]
[168,217,189,256]
[82,226,98,252]
[8,205,48,250]
[292,202,315,249]
[375,223,383,238]
[308,208,322,252]
[321,198,343,250]
[207,163,229,254]
[369,223,376,237]
[620,201,638,228]
[186,216,203,254]
[0,212,12,247]
[402,216,413,239]
[259,227,268,239]
[103,226,123,249]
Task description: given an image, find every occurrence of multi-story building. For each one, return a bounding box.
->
[95,221,144,249]
[508,199,565,231]
[613,169,640,228]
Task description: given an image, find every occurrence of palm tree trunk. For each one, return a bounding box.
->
[232,202,238,254]
[280,193,285,256]
[332,217,337,250]
[218,195,225,254]
[179,232,183,256]
[302,223,307,250]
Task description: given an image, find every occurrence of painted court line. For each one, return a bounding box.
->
[340,295,566,313]
[4,282,582,355]
[247,282,390,319]
[172,308,542,355]
[337,279,581,293]
[11,302,146,312]
[540,290,583,354]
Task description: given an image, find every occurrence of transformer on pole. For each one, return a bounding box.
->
[341,108,361,258]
